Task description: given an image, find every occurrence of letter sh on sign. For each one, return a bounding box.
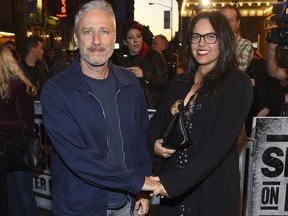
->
[247,117,288,215]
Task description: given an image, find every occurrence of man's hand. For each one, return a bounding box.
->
[154,139,176,158]
[135,192,150,216]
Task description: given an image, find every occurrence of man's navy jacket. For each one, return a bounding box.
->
[41,57,152,215]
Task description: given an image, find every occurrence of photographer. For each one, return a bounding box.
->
[246,47,285,134]
[267,42,288,81]
[267,1,288,81]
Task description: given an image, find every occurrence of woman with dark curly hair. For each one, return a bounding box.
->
[148,11,253,216]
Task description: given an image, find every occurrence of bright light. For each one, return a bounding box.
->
[0,31,15,36]
[202,0,209,6]
[114,43,119,49]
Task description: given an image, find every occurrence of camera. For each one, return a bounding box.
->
[268,1,288,45]
[267,1,288,67]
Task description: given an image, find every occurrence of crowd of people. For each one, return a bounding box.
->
[0,0,287,215]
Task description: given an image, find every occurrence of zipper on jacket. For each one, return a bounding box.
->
[88,92,110,159]
[114,89,127,168]
[88,90,127,168]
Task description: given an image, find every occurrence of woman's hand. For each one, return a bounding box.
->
[127,66,143,78]
[149,176,169,197]
[154,139,176,158]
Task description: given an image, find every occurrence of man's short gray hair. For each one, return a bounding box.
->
[74,0,116,33]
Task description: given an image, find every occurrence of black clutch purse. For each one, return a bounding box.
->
[162,112,191,150]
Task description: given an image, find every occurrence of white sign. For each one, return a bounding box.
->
[33,102,52,211]
[248,117,288,216]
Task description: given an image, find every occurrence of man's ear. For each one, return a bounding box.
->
[236,20,240,31]
[74,33,78,47]
[123,40,127,46]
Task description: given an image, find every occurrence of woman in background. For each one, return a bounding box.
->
[148,12,253,215]
[0,45,37,216]
[119,21,167,109]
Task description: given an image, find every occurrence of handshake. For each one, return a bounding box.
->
[142,176,168,198]
[134,176,168,216]
[140,139,176,197]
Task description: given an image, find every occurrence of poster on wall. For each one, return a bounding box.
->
[248,117,288,216]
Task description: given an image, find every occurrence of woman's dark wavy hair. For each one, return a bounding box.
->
[181,11,237,96]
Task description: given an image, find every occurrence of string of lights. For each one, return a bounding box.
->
[181,0,277,17]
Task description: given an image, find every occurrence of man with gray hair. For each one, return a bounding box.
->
[41,0,161,215]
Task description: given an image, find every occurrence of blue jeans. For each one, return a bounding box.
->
[7,171,37,216]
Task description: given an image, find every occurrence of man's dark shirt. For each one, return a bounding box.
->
[20,60,45,100]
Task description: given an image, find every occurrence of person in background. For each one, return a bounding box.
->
[3,40,16,51]
[0,45,37,216]
[220,5,254,150]
[245,49,285,135]
[44,48,56,69]
[152,34,183,83]
[47,49,68,78]
[220,5,253,72]
[40,1,161,215]
[267,42,288,80]
[119,21,167,109]
[267,42,288,115]
[3,40,21,63]
[11,49,22,64]
[20,36,45,100]
[147,11,253,216]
